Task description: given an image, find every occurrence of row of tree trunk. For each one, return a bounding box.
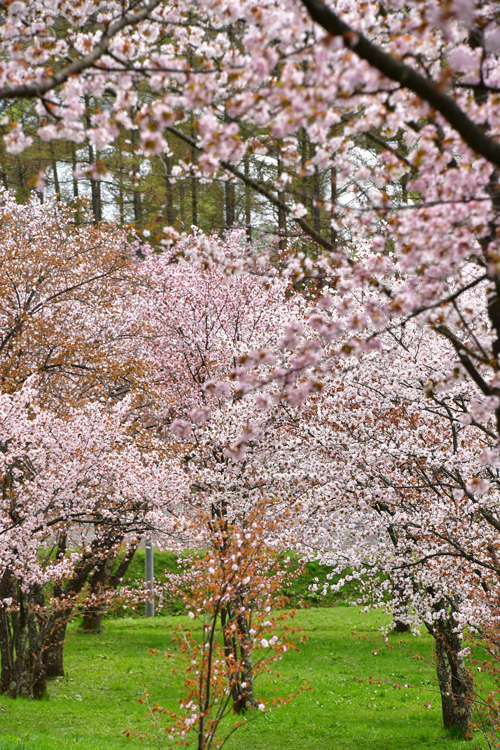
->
[0,534,138,699]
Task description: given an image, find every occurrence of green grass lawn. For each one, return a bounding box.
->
[0,606,488,750]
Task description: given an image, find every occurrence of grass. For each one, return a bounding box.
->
[0,606,488,750]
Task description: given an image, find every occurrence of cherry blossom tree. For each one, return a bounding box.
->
[0,190,141,400]
[133,232,498,734]
[131,234,325,712]
[0,192,185,697]
[0,385,178,698]
[277,292,500,736]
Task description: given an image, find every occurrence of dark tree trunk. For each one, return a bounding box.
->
[300,127,312,217]
[131,129,142,226]
[190,117,198,227]
[0,551,97,699]
[391,577,410,633]
[130,130,142,227]
[44,614,69,678]
[82,543,138,632]
[0,576,45,699]
[435,635,472,736]
[221,600,255,715]
[277,151,286,250]
[50,144,60,198]
[44,534,68,677]
[225,180,235,229]
[179,179,186,228]
[191,172,198,227]
[313,166,321,234]
[71,143,79,200]
[424,607,473,738]
[393,618,410,633]
[84,96,102,224]
[16,157,26,201]
[244,155,252,243]
[0,571,31,697]
[330,165,337,244]
[87,142,102,224]
[82,556,115,633]
[29,585,47,699]
[82,608,107,634]
[234,605,255,713]
[163,152,175,226]
[133,189,142,225]
[435,637,458,731]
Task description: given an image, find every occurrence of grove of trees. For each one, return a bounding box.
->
[2,0,500,746]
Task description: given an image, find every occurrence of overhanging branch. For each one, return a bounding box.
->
[300,0,500,168]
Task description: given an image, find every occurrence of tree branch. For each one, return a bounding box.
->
[0,0,164,100]
[300,0,500,167]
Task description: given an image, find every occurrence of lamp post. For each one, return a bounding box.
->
[145,537,155,617]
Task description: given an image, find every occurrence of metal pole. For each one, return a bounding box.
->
[145,537,155,617]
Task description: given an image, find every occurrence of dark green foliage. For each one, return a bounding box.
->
[115,553,366,616]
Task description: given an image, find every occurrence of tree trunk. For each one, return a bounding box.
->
[190,117,198,227]
[435,637,458,731]
[163,152,175,226]
[127,127,141,227]
[0,576,44,699]
[84,96,102,224]
[435,636,472,737]
[221,601,255,714]
[244,155,252,243]
[277,151,286,250]
[28,587,47,700]
[82,543,138,632]
[393,618,410,633]
[50,144,60,199]
[179,179,186,229]
[16,157,26,201]
[82,556,115,633]
[44,614,69,678]
[133,189,141,226]
[88,142,102,224]
[234,605,255,713]
[1,549,98,698]
[225,179,235,229]
[313,166,321,234]
[300,127,312,217]
[391,577,410,633]
[331,165,337,244]
[71,143,79,200]
[425,608,473,738]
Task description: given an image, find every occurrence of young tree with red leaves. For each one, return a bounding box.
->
[135,506,306,750]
